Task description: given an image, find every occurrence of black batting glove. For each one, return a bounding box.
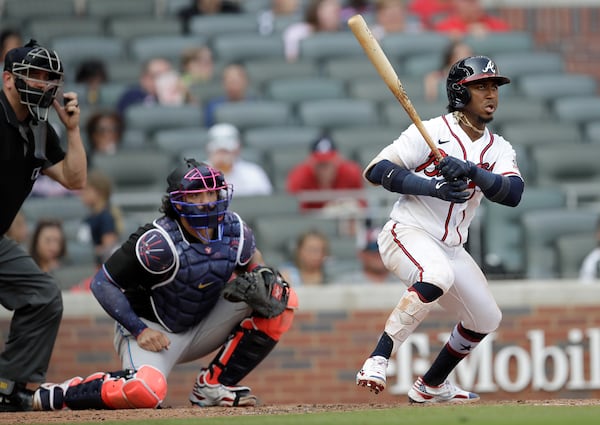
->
[428,178,470,203]
[437,156,476,181]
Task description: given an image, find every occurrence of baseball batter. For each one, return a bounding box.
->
[356,56,524,403]
[33,159,297,410]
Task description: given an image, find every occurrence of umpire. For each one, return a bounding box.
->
[0,39,86,411]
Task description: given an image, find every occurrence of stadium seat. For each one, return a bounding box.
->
[213,101,294,130]
[380,32,450,61]
[492,97,550,128]
[299,32,365,63]
[297,99,379,130]
[21,196,87,224]
[212,33,285,63]
[188,14,259,37]
[106,17,182,42]
[229,192,299,229]
[26,17,104,45]
[518,73,597,103]
[482,187,567,278]
[51,36,126,69]
[264,77,347,103]
[124,104,203,136]
[153,127,210,159]
[499,121,583,147]
[522,209,598,279]
[494,51,564,81]
[244,126,321,152]
[322,57,394,82]
[330,126,402,162]
[3,0,76,19]
[552,96,600,125]
[463,31,534,56]
[555,233,598,279]
[129,35,208,63]
[92,151,173,195]
[403,53,442,77]
[85,0,156,18]
[381,99,445,128]
[584,121,600,144]
[244,59,320,88]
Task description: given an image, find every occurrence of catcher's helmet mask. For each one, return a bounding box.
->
[447,55,510,110]
[9,39,64,122]
[167,158,233,243]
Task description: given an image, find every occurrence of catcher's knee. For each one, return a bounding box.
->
[247,287,298,341]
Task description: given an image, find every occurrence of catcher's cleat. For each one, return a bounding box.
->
[408,376,480,404]
[189,369,257,407]
[32,377,83,411]
[356,356,388,394]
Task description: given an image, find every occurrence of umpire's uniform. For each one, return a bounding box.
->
[0,90,64,406]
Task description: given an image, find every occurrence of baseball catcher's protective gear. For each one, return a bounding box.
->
[223,266,290,318]
[447,55,510,110]
[34,365,166,410]
[166,158,233,242]
[9,39,63,121]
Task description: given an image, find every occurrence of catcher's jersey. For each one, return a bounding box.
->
[366,113,522,247]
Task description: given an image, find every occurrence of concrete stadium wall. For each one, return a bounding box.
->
[2,281,600,407]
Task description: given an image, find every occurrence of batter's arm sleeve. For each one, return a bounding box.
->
[90,268,149,338]
[366,159,432,195]
[469,168,524,207]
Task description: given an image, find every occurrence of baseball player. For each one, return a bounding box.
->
[356,55,524,403]
[0,40,86,411]
[33,159,298,410]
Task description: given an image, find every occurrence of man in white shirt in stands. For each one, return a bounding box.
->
[206,123,273,197]
[579,217,600,284]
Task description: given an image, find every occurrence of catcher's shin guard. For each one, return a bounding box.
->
[205,318,279,386]
[64,365,166,409]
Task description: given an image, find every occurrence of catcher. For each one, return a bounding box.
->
[33,158,297,410]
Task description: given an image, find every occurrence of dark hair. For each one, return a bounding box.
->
[29,219,66,267]
[85,110,124,145]
[75,59,108,84]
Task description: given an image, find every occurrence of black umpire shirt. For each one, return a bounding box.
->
[0,91,65,235]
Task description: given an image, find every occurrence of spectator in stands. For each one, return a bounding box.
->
[579,217,600,284]
[434,0,510,38]
[339,227,396,284]
[340,0,374,22]
[371,0,423,39]
[6,210,30,247]
[257,0,302,36]
[77,170,123,267]
[204,63,254,127]
[0,29,22,64]
[85,111,125,166]
[408,0,453,30]
[180,46,216,87]
[116,58,191,116]
[286,134,365,211]
[206,123,273,196]
[280,229,331,286]
[75,59,108,106]
[283,0,343,62]
[424,40,473,102]
[29,219,67,274]
[178,0,242,33]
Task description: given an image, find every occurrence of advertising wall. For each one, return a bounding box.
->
[1,281,599,406]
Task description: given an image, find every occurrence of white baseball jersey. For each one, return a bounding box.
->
[366,112,522,247]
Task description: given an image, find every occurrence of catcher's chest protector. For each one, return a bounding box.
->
[150,216,242,332]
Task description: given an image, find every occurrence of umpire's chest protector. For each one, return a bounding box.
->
[150,215,243,333]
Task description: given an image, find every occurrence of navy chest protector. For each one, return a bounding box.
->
[143,214,245,333]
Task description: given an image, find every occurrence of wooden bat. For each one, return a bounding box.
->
[347,14,442,162]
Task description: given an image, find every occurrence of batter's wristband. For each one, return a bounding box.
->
[381,166,401,192]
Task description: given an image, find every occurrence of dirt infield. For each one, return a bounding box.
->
[2,400,599,425]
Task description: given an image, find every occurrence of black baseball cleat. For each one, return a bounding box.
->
[0,384,34,412]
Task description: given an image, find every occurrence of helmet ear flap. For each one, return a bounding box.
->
[448,82,470,109]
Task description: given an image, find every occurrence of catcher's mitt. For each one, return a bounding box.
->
[223,266,290,318]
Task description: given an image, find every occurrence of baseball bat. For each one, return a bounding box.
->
[347,14,442,162]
